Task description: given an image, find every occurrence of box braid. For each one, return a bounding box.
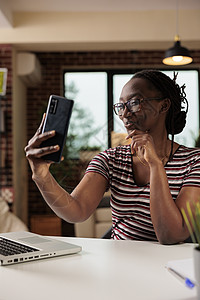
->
[132,69,188,160]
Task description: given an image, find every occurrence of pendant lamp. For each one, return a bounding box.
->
[162,1,193,66]
[163,35,193,66]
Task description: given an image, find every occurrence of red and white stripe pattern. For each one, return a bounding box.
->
[86,145,200,241]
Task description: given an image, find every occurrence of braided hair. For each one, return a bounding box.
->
[132,69,188,159]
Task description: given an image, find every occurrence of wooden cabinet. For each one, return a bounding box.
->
[30,215,62,236]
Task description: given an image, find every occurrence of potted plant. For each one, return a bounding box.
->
[181,202,200,297]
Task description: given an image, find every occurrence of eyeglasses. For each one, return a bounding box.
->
[113,96,166,116]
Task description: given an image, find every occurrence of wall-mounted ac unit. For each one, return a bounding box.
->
[17,52,42,87]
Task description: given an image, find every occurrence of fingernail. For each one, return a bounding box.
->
[54,145,59,149]
[50,130,55,134]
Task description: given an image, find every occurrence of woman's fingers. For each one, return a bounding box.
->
[37,145,60,158]
[130,132,151,150]
[28,129,55,148]
[128,130,157,162]
[131,140,147,154]
[28,113,48,146]
[36,113,46,134]
[24,127,58,162]
[126,129,149,140]
[25,144,60,160]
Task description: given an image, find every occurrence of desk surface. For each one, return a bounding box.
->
[0,237,197,300]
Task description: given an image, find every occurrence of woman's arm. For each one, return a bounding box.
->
[149,162,200,244]
[25,119,108,223]
[127,129,200,244]
[33,170,108,223]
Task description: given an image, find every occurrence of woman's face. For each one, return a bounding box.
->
[119,77,166,133]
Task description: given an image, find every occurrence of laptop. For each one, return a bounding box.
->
[0,231,82,266]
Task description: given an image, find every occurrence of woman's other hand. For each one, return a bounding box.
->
[126,129,161,166]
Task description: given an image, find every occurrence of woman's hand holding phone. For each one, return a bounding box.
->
[24,114,60,179]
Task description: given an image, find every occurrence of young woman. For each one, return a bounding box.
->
[25,69,200,244]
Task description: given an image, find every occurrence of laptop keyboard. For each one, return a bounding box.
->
[0,237,38,256]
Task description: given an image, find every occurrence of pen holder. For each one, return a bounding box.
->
[194,247,200,299]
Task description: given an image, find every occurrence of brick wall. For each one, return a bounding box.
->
[0,44,13,189]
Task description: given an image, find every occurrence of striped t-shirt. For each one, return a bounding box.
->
[86,145,200,241]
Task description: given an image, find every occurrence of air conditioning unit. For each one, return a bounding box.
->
[17,52,42,87]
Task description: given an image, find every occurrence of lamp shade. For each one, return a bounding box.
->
[163,39,193,66]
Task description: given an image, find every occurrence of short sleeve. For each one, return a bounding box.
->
[182,154,200,187]
[85,151,110,182]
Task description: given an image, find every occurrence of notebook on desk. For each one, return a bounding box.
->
[0,231,82,266]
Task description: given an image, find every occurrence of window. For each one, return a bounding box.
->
[64,72,107,157]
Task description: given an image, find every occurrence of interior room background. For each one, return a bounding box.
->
[0,1,199,236]
[0,45,199,236]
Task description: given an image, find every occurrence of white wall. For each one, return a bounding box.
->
[12,49,28,224]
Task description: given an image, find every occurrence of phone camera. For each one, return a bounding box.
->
[49,99,58,114]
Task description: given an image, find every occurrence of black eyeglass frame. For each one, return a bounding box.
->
[113,97,166,116]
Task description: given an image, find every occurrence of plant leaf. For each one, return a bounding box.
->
[187,202,200,245]
[181,207,197,244]
[194,202,200,245]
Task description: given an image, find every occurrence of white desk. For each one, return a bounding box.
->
[0,237,197,300]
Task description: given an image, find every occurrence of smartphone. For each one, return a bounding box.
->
[40,95,74,163]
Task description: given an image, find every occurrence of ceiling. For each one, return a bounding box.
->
[0,0,199,52]
[1,0,200,28]
[4,0,200,12]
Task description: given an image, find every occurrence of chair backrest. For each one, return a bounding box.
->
[111,131,131,148]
